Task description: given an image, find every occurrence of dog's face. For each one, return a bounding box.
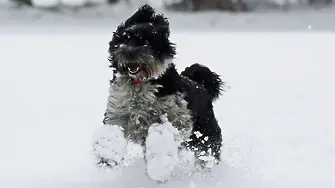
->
[108,5,176,84]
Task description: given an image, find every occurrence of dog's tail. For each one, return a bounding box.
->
[181,63,224,101]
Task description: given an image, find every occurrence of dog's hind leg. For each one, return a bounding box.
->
[92,124,128,169]
[188,117,222,171]
[144,115,181,183]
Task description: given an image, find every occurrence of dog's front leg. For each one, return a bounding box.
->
[145,115,180,183]
[92,124,128,168]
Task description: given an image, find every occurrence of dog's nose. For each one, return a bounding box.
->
[115,44,142,62]
[123,50,136,59]
[118,45,139,60]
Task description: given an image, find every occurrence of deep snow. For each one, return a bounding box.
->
[1,31,335,188]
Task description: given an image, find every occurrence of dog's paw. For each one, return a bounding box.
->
[92,125,128,168]
[145,117,180,183]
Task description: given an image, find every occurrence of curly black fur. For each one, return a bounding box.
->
[181,63,223,101]
[151,63,223,161]
[106,4,224,163]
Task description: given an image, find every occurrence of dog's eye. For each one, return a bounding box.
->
[114,44,119,49]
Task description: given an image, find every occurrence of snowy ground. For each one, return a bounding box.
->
[1,30,335,188]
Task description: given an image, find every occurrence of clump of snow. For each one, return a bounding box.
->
[91,115,200,183]
[92,124,128,168]
[145,115,181,183]
[194,131,203,138]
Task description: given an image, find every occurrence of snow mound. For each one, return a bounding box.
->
[92,124,128,168]
[145,115,181,183]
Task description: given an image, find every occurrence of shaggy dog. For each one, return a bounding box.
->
[92,4,223,183]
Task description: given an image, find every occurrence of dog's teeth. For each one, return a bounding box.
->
[128,67,139,74]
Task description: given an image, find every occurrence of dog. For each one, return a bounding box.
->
[92,4,224,183]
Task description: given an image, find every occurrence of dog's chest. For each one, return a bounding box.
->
[104,81,179,143]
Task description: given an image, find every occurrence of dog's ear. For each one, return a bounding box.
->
[152,13,170,38]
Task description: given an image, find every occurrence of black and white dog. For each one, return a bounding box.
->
[92,4,224,183]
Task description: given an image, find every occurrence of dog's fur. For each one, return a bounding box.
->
[101,4,223,169]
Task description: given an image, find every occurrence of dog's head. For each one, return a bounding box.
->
[108,4,176,84]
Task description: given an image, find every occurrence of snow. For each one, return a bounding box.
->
[92,115,194,183]
[145,115,181,183]
[1,23,335,188]
[92,124,128,168]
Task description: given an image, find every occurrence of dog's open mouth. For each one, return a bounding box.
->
[127,63,140,75]
[124,63,149,85]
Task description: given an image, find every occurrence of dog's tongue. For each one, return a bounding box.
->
[134,79,142,85]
